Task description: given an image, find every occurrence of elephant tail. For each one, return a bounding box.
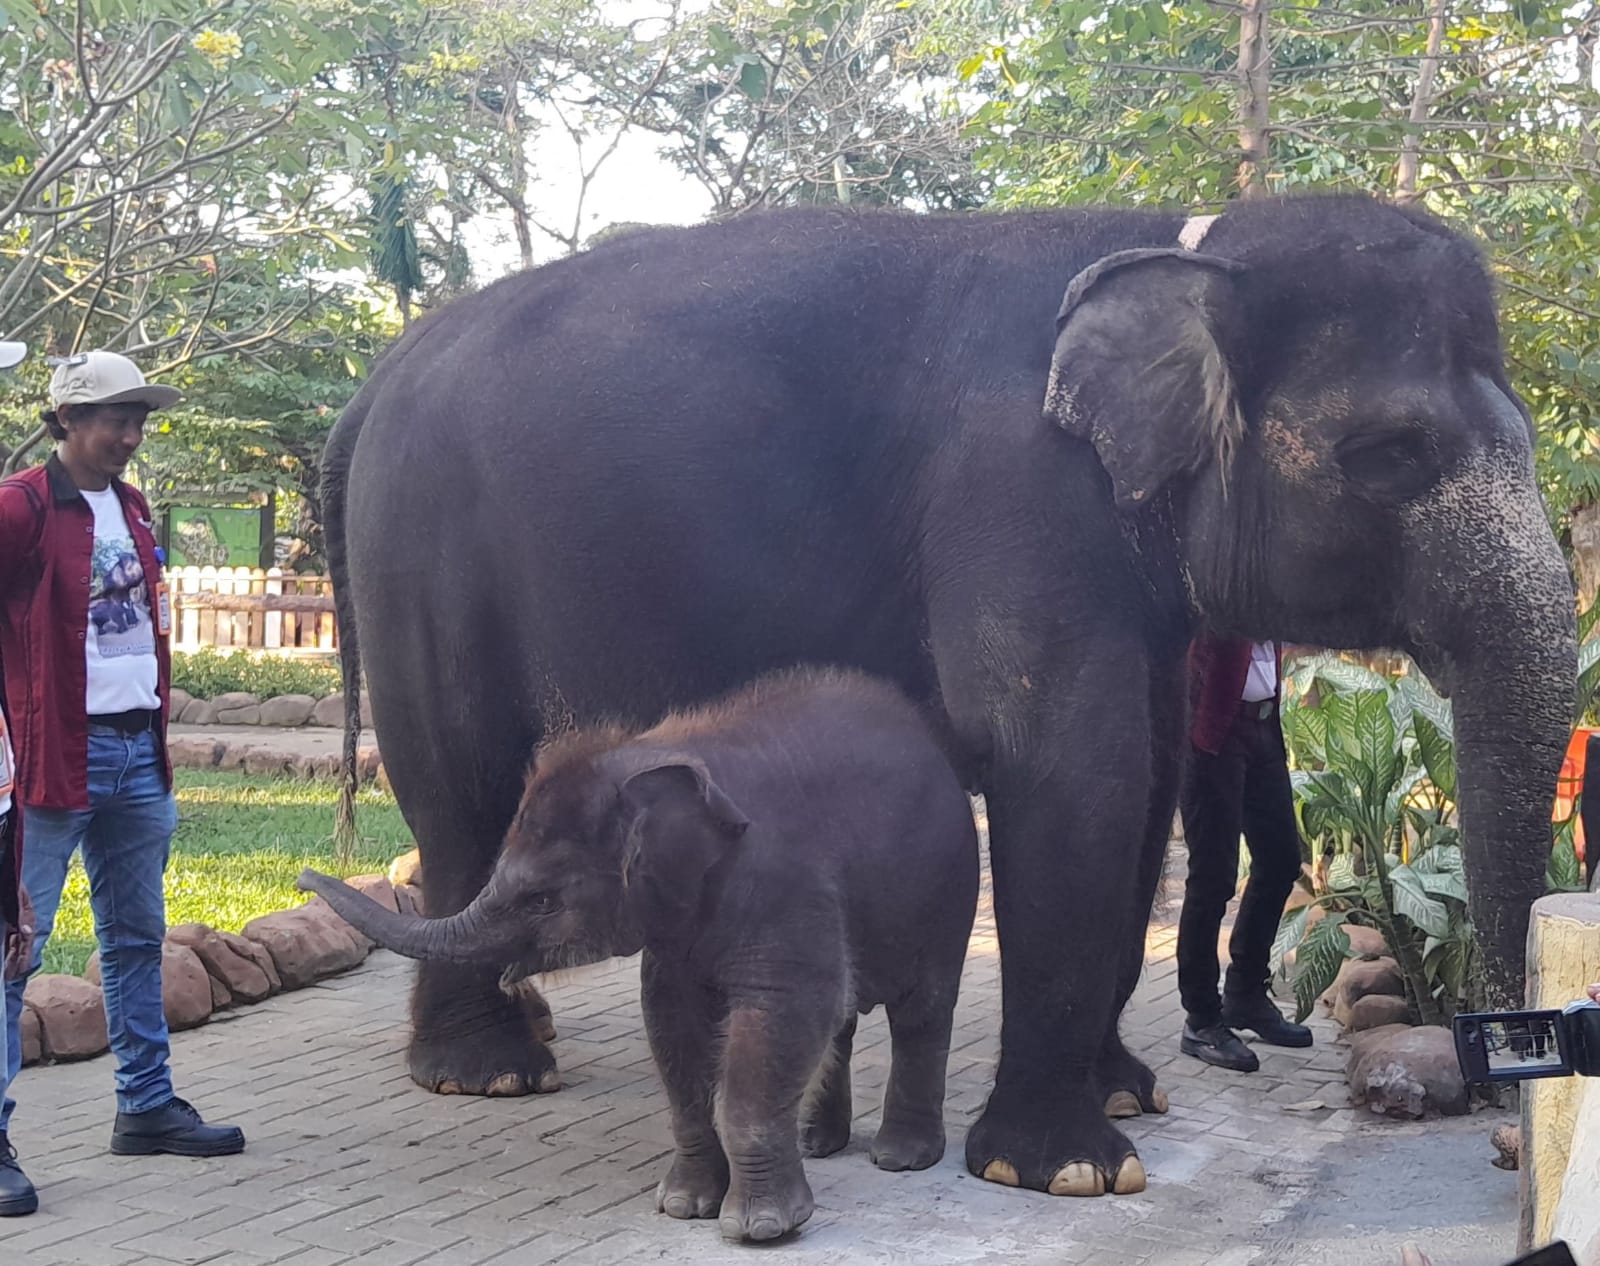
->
[322,385,372,863]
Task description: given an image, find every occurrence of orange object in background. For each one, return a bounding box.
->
[1553,726,1596,864]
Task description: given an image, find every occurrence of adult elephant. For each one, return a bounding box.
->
[322,194,1575,1198]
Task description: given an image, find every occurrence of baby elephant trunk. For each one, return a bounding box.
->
[297,868,519,964]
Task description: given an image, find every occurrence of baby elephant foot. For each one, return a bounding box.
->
[800,1112,851,1159]
[655,1150,729,1220]
[719,1169,815,1242]
[870,1118,945,1172]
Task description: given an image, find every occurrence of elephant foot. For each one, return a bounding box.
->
[965,1085,1147,1197]
[409,965,562,1095]
[500,973,559,1044]
[871,1117,945,1172]
[719,1166,815,1242]
[408,1026,561,1097]
[656,1149,729,1220]
[1095,1042,1168,1118]
[800,1111,851,1160]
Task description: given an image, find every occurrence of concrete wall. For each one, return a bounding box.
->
[1551,1075,1600,1265]
[1519,892,1600,1255]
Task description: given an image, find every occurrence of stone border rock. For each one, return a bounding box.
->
[170,689,372,730]
[166,733,386,785]
[19,858,424,1070]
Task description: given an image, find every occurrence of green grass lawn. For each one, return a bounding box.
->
[39,770,414,976]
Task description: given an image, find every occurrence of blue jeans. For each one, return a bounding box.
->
[3,728,177,1128]
[0,908,8,1131]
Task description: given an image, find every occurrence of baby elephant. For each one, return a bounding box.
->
[301,668,979,1242]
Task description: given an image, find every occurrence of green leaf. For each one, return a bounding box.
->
[1389,864,1453,938]
[1547,832,1584,892]
[738,60,768,100]
[1293,915,1351,1022]
[1414,868,1470,904]
[1412,712,1457,804]
[1271,903,1310,976]
[1413,843,1464,876]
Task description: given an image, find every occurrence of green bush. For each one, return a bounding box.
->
[42,769,409,976]
[173,648,342,700]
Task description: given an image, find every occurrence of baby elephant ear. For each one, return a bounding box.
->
[621,760,750,838]
[1045,247,1246,510]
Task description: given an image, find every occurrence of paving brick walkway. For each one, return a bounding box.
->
[1,839,1518,1266]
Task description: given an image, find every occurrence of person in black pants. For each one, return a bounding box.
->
[1177,636,1312,1072]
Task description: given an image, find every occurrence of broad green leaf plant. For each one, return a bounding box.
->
[1273,654,1478,1026]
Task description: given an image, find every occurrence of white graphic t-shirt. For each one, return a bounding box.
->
[82,485,160,714]
[0,713,13,817]
[1241,640,1278,703]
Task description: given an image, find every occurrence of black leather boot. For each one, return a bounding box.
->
[1180,1020,1260,1073]
[1222,993,1313,1048]
[0,1132,39,1216]
[110,1097,245,1157]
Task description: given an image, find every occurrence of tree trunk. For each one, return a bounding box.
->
[1236,0,1272,198]
[1577,4,1599,220]
[1396,0,1449,203]
[505,73,535,271]
[1572,500,1600,612]
[1,424,48,477]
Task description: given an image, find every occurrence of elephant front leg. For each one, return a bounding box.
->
[964,749,1154,1197]
[642,952,729,1220]
[409,961,561,1096]
[716,1005,830,1242]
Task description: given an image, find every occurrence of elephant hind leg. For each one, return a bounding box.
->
[1098,644,1185,1120]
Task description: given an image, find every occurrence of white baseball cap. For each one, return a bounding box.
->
[0,341,25,370]
[48,349,182,411]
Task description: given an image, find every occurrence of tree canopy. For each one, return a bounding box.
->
[1,0,1595,570]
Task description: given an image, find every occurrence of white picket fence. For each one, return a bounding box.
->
[168,566,337,655]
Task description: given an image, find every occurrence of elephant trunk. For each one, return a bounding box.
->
[1409,448,1578,1010]
[297,867,522,965]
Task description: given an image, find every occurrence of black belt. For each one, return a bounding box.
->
[87,709,158,734]
[1239,698,1277,721]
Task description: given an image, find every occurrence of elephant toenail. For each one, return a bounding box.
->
[981,1159,1020,1187]
[1046,1161,1105,1197]
[486,1073,525,1096]
[436,1078,464,1095]
[1103,1090,1142,1118]
[1113,1156,1148,1194]
[536,1069,562,1093]
[1150,1086,1170,1114]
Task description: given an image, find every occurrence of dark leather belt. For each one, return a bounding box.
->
[1239,698,1277,721]
[87,709,158,734]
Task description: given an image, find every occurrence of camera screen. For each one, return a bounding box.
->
[1480,1015,1565,1072]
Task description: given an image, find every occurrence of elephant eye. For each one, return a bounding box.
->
[1336,426,1437,498]
[528,891,557,914]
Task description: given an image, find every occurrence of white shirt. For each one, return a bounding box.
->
[1241,640,1278,703]
[0,715,12,817]
[82,485,160,714]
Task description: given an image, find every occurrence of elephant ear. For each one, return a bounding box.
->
[620,760,749,838]
[1045,247,1247,509]
[617,759,749,928]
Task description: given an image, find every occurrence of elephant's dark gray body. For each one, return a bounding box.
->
[323,194,1575,1196]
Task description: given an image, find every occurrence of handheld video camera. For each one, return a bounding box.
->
[1453,998,1600,1084]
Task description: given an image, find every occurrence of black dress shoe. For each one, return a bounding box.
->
[0,1132,38,1216]
[1181,1021,1261,1072]
[1223,994,1314,1048]
[111,1097,245,1158]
